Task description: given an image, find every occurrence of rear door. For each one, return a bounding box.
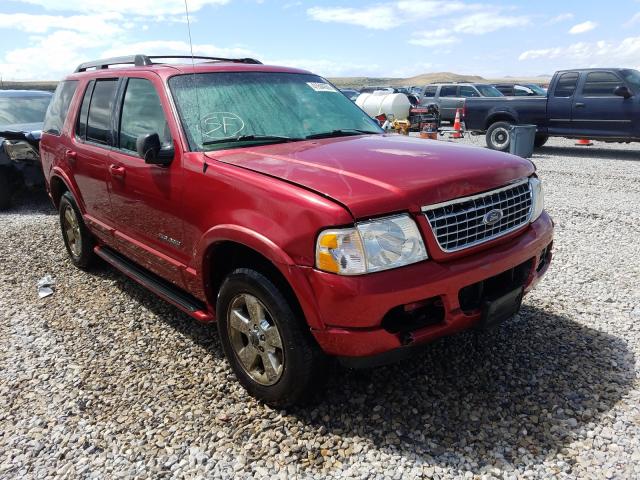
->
[70,78,118,235]
[107,74,186,286]
[547,72,579,134]
[571,71,634,137]
[438,85,460,120]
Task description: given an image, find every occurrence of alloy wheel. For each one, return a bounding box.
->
[227,293,284,386]
[63,205,82,258]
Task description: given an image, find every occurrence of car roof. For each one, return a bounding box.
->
[0,89,53,97]
[555,68,625,73]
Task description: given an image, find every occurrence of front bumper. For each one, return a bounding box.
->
[307,212,554,361]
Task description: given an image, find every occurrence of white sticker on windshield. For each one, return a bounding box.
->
[307,82,338,93]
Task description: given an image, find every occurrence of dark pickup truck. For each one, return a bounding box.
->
[464,68,640,151]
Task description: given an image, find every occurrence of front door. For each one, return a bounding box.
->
[547,72,579,135]
[107,75,187,287]
[571,71,635,137]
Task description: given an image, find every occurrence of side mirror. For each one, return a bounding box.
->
[136,133,174,166]
[614,85,632,99]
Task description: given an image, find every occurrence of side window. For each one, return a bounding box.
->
[43,80,78,136]
[582,72,622,96]
[75,81,94,140]
[553,73,579,97]
[514,86,533,96]
[440,85,458,97]
[459,86,480,97]
[119,78,171,153]
[87,79,118,145]
[423,86,437,98]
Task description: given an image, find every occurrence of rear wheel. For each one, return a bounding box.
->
[486,121,513,152]
[0,170,12,210]
[534,135,549,148]
[217,268,327,407]
[59,191,95,269]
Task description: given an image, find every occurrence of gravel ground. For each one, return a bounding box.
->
[1,137,639,479]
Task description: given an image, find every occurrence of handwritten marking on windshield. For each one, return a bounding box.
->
[202,112,245,137]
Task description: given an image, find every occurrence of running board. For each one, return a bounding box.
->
[94,246,214,322]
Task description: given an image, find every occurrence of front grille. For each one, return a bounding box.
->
[423,179,532,252]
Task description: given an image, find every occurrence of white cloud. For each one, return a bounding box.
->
[625,12,640,27]
[307,5,401,30]
[0,12,124,35]
[102,40,256,59]
[453,12,530,34]
[518,36,640,70]
[409,12,529,46]
[569,21,597,34]
[6,0,230,16]
[307,1,478,30]
[546,13,573,25]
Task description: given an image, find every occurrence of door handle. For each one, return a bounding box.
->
[109,164,126,178]
[574,102,586,108]
[65,150,77,163]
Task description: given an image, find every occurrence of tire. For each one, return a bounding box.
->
[217,268,327,407]
[486,121,513,152]
[0,170,12,211]
[59,191,95,269]
[534,135,549,148]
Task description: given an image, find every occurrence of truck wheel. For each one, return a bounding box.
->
[486,121,513,152]
[59,191,95,269]
[217,268,327,407]
[534,135,549,148]
[0,171,11,210]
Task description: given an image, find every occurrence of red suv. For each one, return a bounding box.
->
[40,55,553,406]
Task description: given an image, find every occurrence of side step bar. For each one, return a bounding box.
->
[94,246,214,322]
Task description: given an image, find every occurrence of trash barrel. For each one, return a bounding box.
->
[509,124,537,158]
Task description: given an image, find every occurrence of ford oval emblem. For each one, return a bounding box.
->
[483,209,504,226]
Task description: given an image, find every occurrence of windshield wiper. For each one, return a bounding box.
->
[202,134,301,146]
[305,129,379,140]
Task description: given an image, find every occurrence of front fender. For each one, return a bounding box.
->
[191,224,325,330]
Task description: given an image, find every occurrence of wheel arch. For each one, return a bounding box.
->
[485,112,518,130]
[196,226,324,330]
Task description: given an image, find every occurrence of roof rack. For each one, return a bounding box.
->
[74,54,262,72]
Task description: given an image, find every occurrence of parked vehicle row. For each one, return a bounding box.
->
[0,89,52,209]
[464,68,640,150]
[39,54,553,406]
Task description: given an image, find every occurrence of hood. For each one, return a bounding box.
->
[207,135,535,219]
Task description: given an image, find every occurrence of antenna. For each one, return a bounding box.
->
[184,0,204,149]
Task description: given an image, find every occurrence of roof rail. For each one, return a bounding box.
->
[74,54,262,72]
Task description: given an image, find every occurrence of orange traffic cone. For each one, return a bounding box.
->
[450,109,463,139]
[576,138,593,146]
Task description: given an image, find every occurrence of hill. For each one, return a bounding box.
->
[0,81,58,91]
[329,72,550,88]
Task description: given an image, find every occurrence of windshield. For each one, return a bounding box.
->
[525,84,547,95]
[169,72,382,151]
[474,85,503,97]
[0,95,51,126]
[621,69,640,91]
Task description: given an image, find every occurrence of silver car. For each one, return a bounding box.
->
[412,83,504,121]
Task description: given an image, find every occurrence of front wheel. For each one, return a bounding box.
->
[486,121,513,152]
[217,268,327,407]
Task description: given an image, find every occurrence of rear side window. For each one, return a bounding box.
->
[43,80,78,135]
[440,85,457,97]
[75,81,94,140]
[459,86,479,97]
[582,72,621,96]
[119,78,171,153]
[86,79,118,145]
[423,86,437,98]
[553,73,579,97]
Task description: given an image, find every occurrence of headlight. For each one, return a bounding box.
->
[316,214,428,275]
[529,177,544,222]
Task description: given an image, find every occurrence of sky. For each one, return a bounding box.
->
[0,0,639,81]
